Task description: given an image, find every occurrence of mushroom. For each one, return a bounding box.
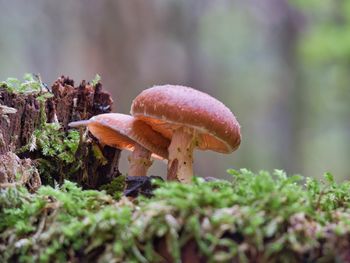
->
[69,113,170,176]
[131,85,241,183]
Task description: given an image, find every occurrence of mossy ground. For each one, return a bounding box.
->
[1,170,350,262]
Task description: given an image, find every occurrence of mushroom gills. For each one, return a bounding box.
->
[88,123,135,151]
[135,115,232,153]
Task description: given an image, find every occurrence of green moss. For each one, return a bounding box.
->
[0,73,48,94]
[19,122,81,185]
[1,170,350,262]
[91,74,101,87]
[32,123,80,164]
[99,176,126,200]
[92,143,108,166]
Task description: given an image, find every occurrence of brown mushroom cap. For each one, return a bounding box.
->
[81,113,170,159]
[131,85,241,153]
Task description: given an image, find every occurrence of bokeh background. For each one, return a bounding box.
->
[1,0,349,180]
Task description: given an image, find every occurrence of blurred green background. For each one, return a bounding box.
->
[0,0,349,180]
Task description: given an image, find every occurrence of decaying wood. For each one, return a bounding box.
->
[0,76,121,190]
[47,77,113,130]
[0,152,41,192]
[0,89,41,153]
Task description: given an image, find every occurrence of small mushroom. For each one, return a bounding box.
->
[69,113,170,177]
[131,85,241,183]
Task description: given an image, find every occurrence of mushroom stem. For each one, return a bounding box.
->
[68,119,92,128]
[128,143,153,176]
[167,127,196,183]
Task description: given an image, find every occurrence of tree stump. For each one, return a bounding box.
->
[0,76,121,190]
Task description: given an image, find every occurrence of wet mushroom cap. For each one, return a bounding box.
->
[81,113,170,159]
[131,85,241,153]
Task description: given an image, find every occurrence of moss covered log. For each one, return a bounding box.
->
[1,170,350,262]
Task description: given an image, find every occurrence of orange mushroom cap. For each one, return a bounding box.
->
[69,113,170,159]
[131,85,241,153]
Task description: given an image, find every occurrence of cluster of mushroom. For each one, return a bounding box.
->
[69,85,241,183]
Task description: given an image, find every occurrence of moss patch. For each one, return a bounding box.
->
[1,170,350,262]
[0,73,48,95]
[99,176,126,200]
